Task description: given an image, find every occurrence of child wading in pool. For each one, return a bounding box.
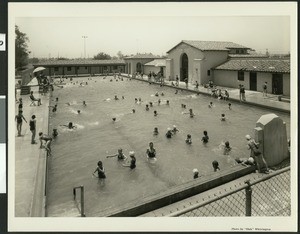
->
[146,142,156,159]
[223,141,231,155]
[106,148,127,160]
[93,161,106,179]
[212,160,220,172]
[166,128,173,138]
[123,151,136,169]
[185,134,192,144]
[153,127,159,135]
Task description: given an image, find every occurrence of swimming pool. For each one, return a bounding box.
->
[46,76,290,217]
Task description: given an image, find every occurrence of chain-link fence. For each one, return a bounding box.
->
[168,166,290,217]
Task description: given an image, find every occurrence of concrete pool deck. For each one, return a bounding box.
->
[14,76,290,217]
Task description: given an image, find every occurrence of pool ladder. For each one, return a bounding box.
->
[73,185,85,217]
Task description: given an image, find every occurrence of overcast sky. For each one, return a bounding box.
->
[14,5,291,59]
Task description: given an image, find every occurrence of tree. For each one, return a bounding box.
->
[15,25,30,70]
[117,51,124,59]
[93,52,111,60]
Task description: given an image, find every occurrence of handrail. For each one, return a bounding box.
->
[73,185,85,217]
[167,166,290,217]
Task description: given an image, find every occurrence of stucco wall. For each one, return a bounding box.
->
[125,58,155,75]
[283,74,290,96]
[167,43,228,84]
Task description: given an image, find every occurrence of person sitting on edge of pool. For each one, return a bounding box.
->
[60,122,77,129]
[172,125,179,134]
[212,160,220,172]
[223,141,231,155]
[185,134,192,144]
[122,151,136,169]
[145,104,149,111]
[153,127,159,135]
[146,142,156,159]
[202,130,209,143]
[39,132,53,156]
[154,110,158,116]
[166,128,173,138]
[220,113,226,121]
[106,148,127,160]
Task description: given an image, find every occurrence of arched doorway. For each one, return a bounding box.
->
[180,53,188,81]
[136,62,142,73]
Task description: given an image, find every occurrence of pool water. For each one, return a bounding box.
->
[46,76,290,216]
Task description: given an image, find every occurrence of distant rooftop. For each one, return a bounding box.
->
[214,59,290,73]
[124,53,161,59]
[33,59,126,66]
[167,40,251,53]
[144,59,166,67]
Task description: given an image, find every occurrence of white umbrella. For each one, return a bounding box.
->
[33,66,46,73]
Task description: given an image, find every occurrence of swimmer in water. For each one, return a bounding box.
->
[49,104,57,112]
[208,102,213,108]
[146,142,156,159]
[122,151,136,169]
[145,104,149,111]
[56,97,59,102]
[66,102,71,106]
[189,109,195,117]
[166,100,169,105]
[93,161,106,179]
[60,122,76,129]
[185,134,192,144]
[106,148,127,160]
[132,109,136,113]
[161,92,164,96]
[112,117,116,122]
[149,102,153,107]
[223,141,231,155]
[193,168,199,179]
[154,110,158,116]
[83,101,87,106]
[158,99,161,105]
[235,157,255,167]
[202,130,209,143]
[77,110,81,114]
[172,125,179,134]
[166,128,173,138]
[114,95,119,100]
[135,98,138,103]
[228,103,232,110]
[155,91,159,97]
[122,96,125,99]
[212,160,220,172]
[175,89,178,94]
[52,129,58,138]
[153,127,159,135]
[221,113,226,121]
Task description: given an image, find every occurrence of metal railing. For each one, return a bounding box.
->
[168,166,290,217]
[73,185,86,217]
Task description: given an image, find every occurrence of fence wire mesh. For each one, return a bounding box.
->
[175,168,290,217]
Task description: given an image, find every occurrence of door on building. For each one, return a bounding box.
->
[180,53,188,81]
[272,74,283,94]
[136,63,142,73]
[249,72,257,91]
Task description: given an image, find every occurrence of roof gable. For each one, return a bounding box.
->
[213,59,290,73]
[167,40,251,53]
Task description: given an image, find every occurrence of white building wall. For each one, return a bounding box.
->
[283,74,290,96]
[167,43,228,84]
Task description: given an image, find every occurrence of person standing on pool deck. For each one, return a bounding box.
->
[245,135,269,174]
[29,115,37,144]
[123,151,136,169]
[106,148,127,160]
[184,78,188,89]
[212,160,220,172]
[240,85,246,101]
[146,142,156,159]
[262,82,268,97]
[39,132,53,156]
[93,161,106,179]
[15,110,27,136]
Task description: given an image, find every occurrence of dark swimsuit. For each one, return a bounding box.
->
[147,149,156,158]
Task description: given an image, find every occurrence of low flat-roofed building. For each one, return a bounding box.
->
[213,58,290,96]
[124,53,161,75]
[33,59,126,77]
[143,59,166,77]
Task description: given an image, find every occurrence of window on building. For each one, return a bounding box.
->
[103,66,107,70]
[207,70,211,76]
[67,67,72,71]
[85,66,88,70]
[54,67,59,71]
[113,65,118,70]
[76,66,79,70]
[238,71,244,81]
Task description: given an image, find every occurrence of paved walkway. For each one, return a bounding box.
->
[14,75,290,217]
[15,80,50,217]
[131,75,290,113]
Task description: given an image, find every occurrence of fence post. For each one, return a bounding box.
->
[80,185,85,217]
[245,180,252,216]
